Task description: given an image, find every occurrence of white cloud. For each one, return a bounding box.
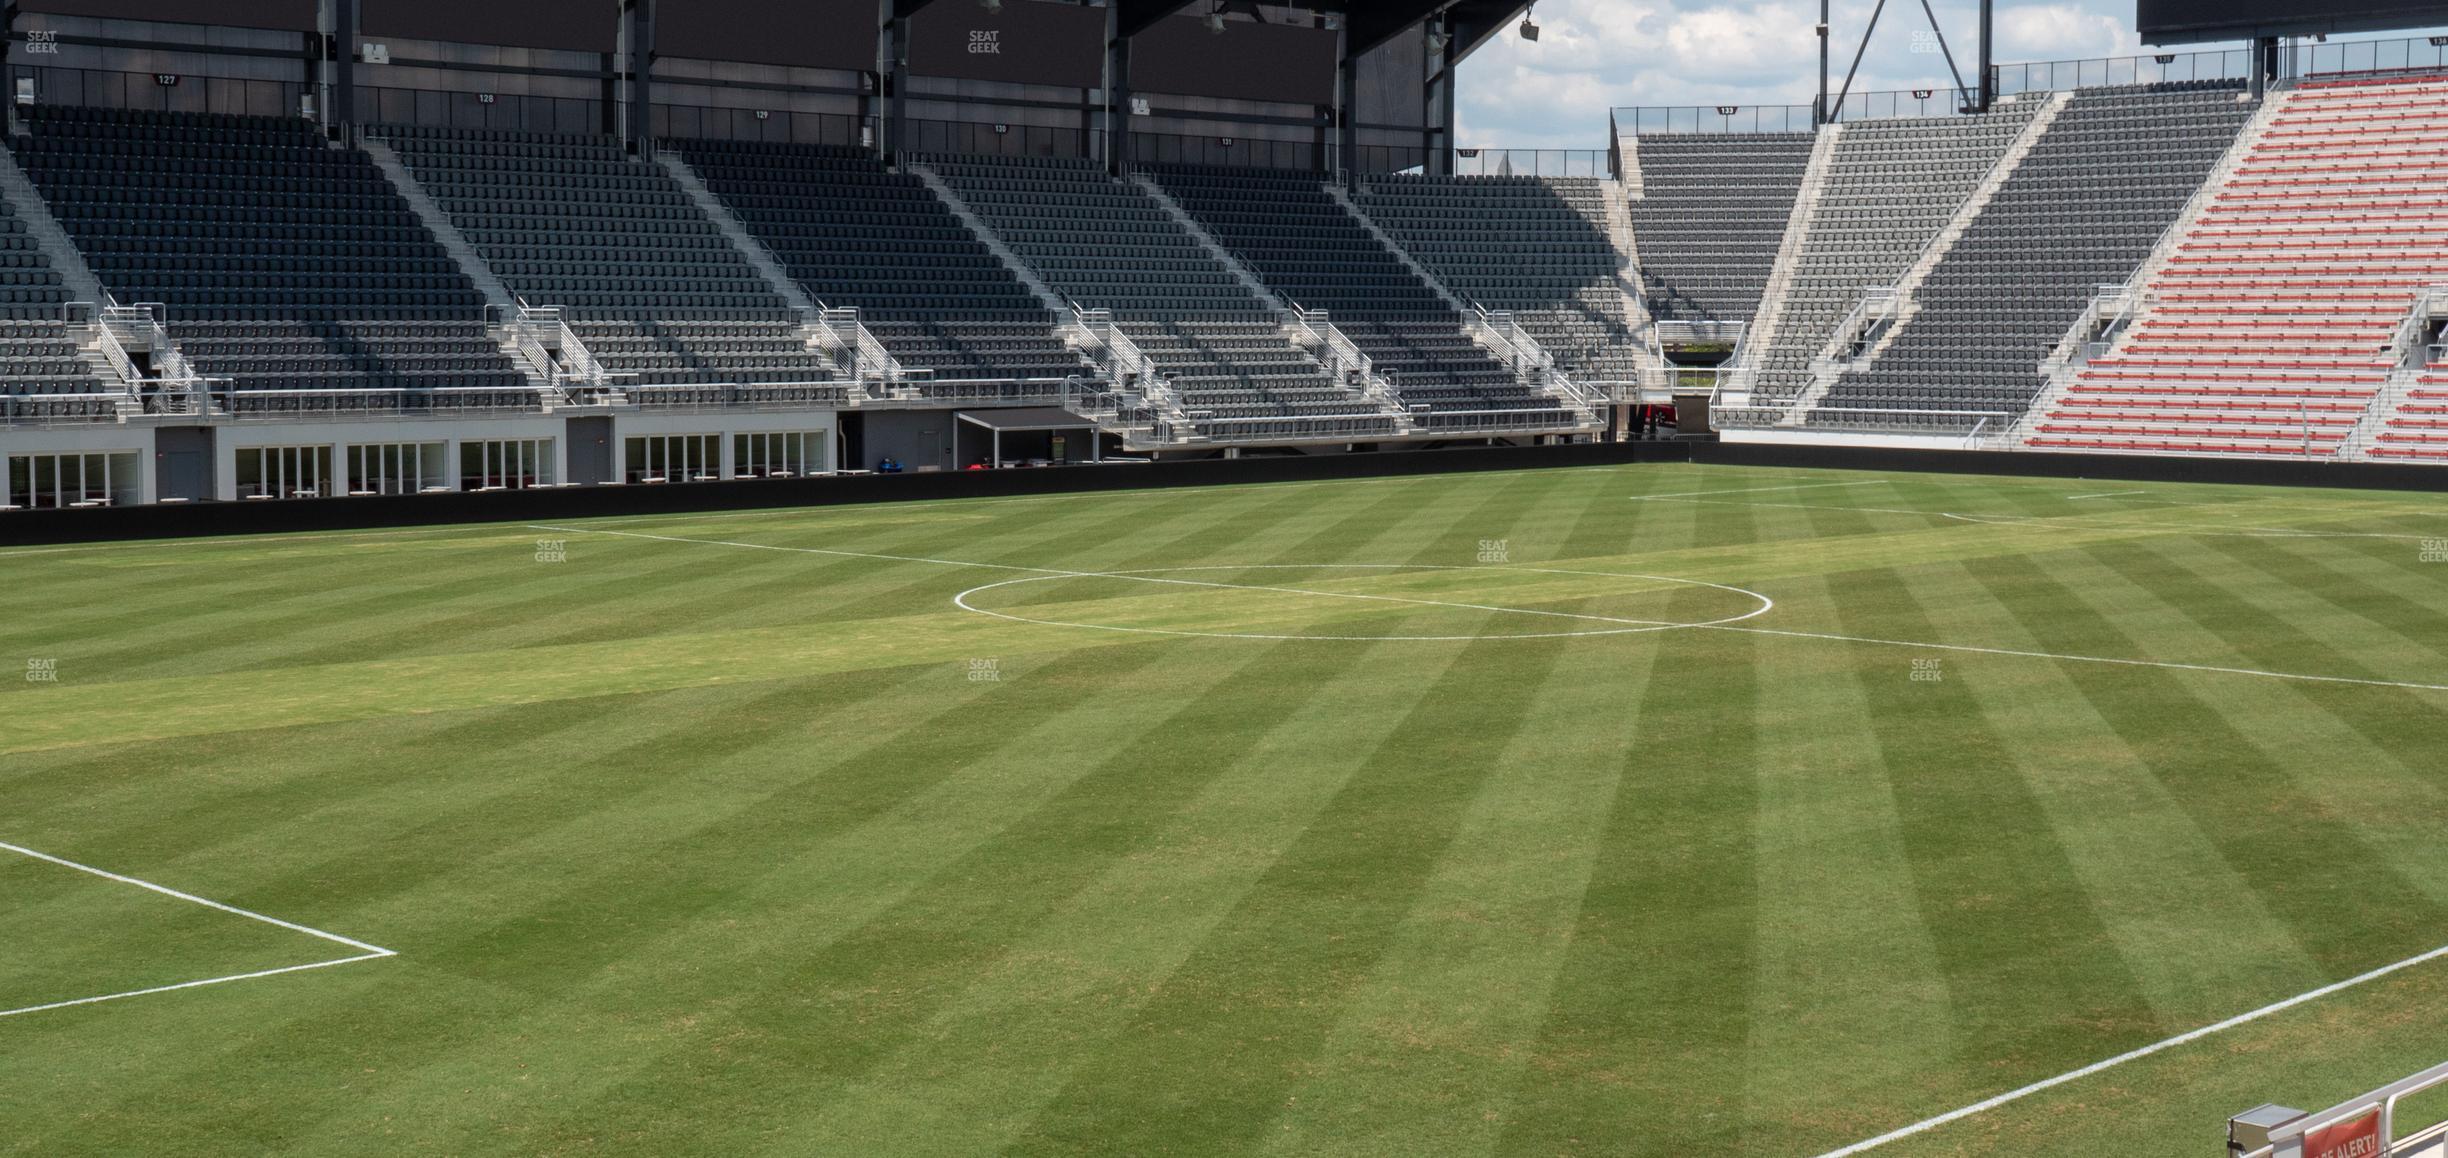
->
[1453,1,2448,149]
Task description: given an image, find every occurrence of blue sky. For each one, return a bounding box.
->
[1452,1,2448,146]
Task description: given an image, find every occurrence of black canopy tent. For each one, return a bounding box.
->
[955,408,1103,467]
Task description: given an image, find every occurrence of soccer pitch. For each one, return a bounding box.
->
[3,461,2445,1156]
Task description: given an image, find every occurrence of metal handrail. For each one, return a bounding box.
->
[1283,307,1363,380]
[1412,406,1598,433]
[816,302,904,384]
[2239,1059,2448,1158]
[88,313,139,383]
[1472,308,1608,418]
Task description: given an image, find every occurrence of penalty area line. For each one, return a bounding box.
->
[1814,940,2448,1157]
[0,840,395,1020]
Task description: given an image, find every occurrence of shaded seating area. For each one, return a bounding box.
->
[1147,164,1565,423]
[927,154,1396,436]
[1355,174,1640,384]
[17,106,529,411]
[377,125,841,393]
[671,139,1087,383]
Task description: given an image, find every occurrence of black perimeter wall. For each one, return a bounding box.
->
[7,442,2448,547]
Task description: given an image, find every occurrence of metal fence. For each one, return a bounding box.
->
[1613,34,2448,136]
[901,117,1095,160]
[1992,46,2255,95]
[1612,104,1818,136]
[1448,149,1610,177]
[1131,129,1324,171]
[2289,34,2448,79]
[657,103,867,148]
[359,84,601,135]
[20,65,303,119]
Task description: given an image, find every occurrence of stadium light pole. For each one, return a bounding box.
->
[1976,0,1993,112]
[1817,0,1830,126]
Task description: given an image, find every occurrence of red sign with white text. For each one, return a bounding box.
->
[2304,1110,2384,1158]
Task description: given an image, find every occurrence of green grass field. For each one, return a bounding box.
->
[3,461,2446,1156]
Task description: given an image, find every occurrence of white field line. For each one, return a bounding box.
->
[0,840,395,1020]
[950,565,1774,642]
[2068,491,2149,500]
[532,526,2448,695]
[1815,940,2448,1157]
[526,524,1755,633]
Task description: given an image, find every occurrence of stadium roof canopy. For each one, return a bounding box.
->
[892,0,1535,58]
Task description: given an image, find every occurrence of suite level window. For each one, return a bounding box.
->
[463,439,553,491]
[734,431,824,478]
[236,445,332,500]
[4,451,140,509]
[626,434,720,484]
[346,441,449,496]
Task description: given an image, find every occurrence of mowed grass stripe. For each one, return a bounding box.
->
[1487,585,1762,1155]
[1828,563,2162,1097]
[209,643,1186,1155]
[1739,519,1957,1153]
[784,484,1295,627]
[35,663,967,1148]
[775,623,1475,1155]
[1003,630,1582,1155]
[9,465,2448,1158]
[699,625,1457,1153]
[1474,495,1757,1156]
[1252,597,1670,1156]
[1958,549,2448,981]
[0,530,580,684]
[0,681,668,875]
[1906,554,2325,1030]
[458,634,1324,1153]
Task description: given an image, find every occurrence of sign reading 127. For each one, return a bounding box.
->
[2303,1110,2382,1158]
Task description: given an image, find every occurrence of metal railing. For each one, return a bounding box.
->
[86,308,139,384]
[656,103,869,150]
[1812,286,1900,374]
[1190,412,1406,441]
[1470,306,1608,420]
[1284,307,1369,382]
[901,117,1097,162]
[1130,129,1324,172]
[2237,1059,2448,1158]
[816,304,906,388]
[0,393,142,427]
[1991,46,2257,98]
[1654,320,1746,348]
[2288,35,2448,82]
[206,385,553,418]
[1613,104,1820,136]
[1411,406,1594,435]
[22,66,303,119]
[624,382,852,409]
[1069,306,1162,390]
[1722,405,2014,446]
[509,322,557,386]
[899,379,1074,405]
[1447,149,1610,178]
[1608,35,2448,139]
